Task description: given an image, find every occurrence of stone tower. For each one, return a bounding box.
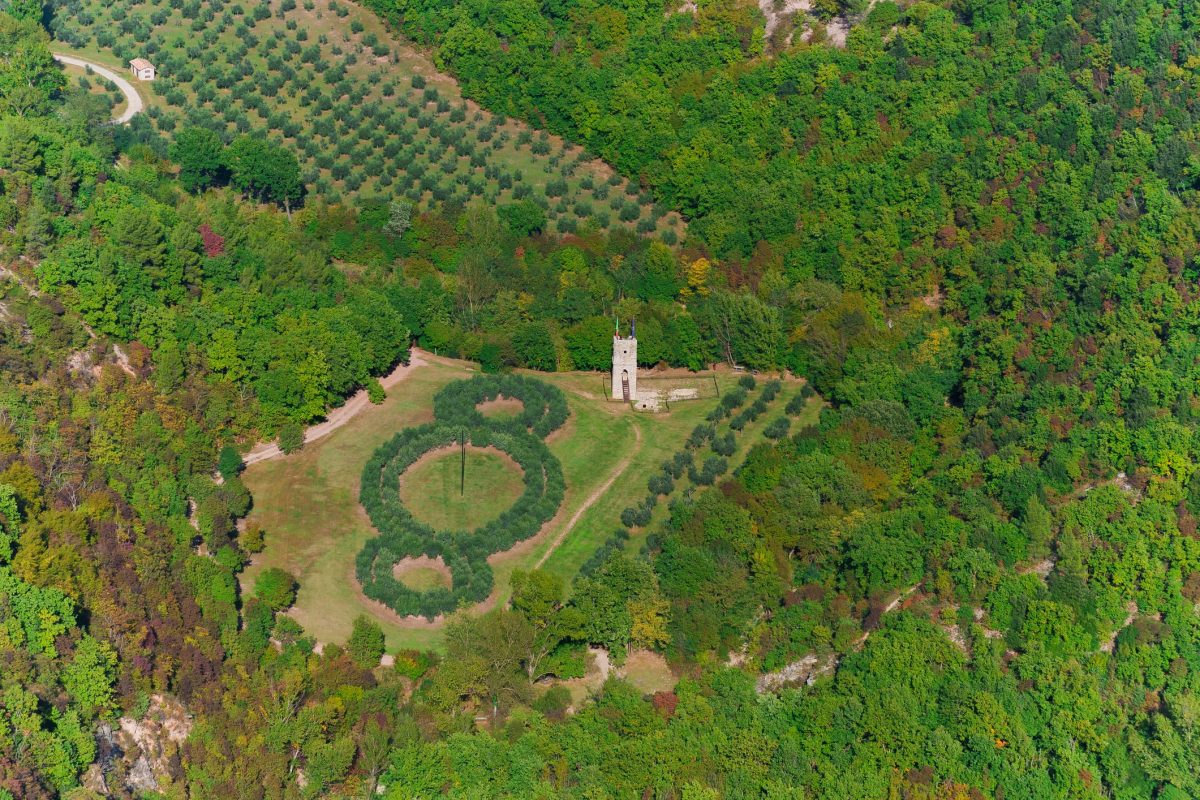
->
[612,322,638,402]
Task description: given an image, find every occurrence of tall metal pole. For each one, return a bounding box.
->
[460,427,465,496]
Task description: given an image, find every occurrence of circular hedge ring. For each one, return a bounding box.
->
[432,372,568,437]
[356,375,568,619]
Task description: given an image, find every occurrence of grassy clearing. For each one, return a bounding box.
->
[477,397,525,420]
[398,446,525,531]
[394,564,450,592]
[241,351,810,652]
[51,0,684,240]
[242,356,733,651]
[620,650,678,694]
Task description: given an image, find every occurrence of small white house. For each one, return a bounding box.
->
[129,58,156,81]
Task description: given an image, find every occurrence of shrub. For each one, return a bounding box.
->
[217,445,243,480]
[712,432,736,457]
[255,568,297,611]
[278,422,305,453]
[534,684,573,720]
[392,649,435,680]
[620,499,653,528]
[687,423,714,449]
[241,523,266,553]
[665,451,693,479]
[347,615,385,668]
[764,417,791,440]
[648,472,674,496]
[738,375,757,390]
[721,389,747,410]
[689,456,728,486]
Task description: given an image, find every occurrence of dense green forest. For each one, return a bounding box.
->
[5,0,1200,797]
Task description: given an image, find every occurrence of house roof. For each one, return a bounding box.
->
[130,58,155,71]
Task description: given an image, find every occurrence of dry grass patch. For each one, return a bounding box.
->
[392,555,453,592]
[620,650,678,694]
[476,396,526,420]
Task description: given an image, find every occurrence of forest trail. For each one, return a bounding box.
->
[51,53,145,124]
[533,422,642,570]
[243,349,428,466]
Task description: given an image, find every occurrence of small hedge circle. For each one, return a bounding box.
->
[432,372,568,437]
[356,375,568,619]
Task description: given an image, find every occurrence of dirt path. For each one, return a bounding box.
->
[52,53,145,124]
[534,422,642,570]
[243,349,428,466]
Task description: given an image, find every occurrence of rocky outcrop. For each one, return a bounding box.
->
[89,694,193,795]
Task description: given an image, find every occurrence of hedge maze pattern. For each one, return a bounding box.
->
[357,375,568,618]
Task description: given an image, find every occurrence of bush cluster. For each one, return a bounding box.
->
[579,528,631,577]
[763,416,791,440]
[688,456,728,486]
[785,385,815,415]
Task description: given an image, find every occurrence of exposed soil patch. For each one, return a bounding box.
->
[759,0,812,44]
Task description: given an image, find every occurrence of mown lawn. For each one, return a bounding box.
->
[242,355,736,652]
[398,446,525,531]
[241,351,814,653]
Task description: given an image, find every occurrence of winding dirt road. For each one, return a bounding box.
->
[52,53,145,124]
[243,350,428,466]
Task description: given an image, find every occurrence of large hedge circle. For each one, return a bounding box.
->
[356,375,568,619]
